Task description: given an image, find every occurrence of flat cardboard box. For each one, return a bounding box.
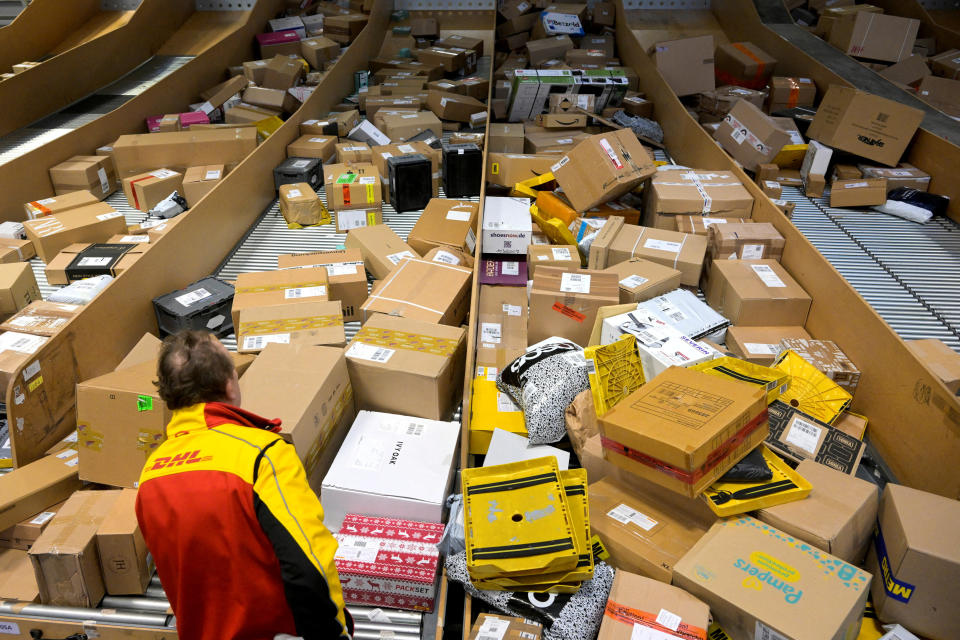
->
[406,199,478,256]
[181,164,224,208]
[705,259,811,326]
[237,300,344,353]
[588,476,715,582]
[526,244,579,278]
[713,99,792,171]
[0,451,82,532]
[708,222,785,261]
[528,267,619,347]
[345,314,466,420]
[343,224,419,280]
[96,489,152,595]
[324,163,383,213]
[650,35,715,97]
[807,86,924,167]
[907,338,960,394]
[0,501,66,551]
[600,258,682,304]
[0,549,39,601]
[674,517,871,640]
[830,178,887,208]
[287,134,337,162]
[593,219,708,286]
[232,267,330,330]
[475,285,528,370]
[645,170,754,230]
[44,242,148,286]
[361,258,472,326]
[29,490,123,607]
[598,366,769,497]
[829,12,919,63]
[111,128,258,177]
[486,153,557,187]
[551,129,656,212]
[725,325,811,365]
[757,459,879,563]
[0,262,42,317]
[0,300,75,340]
[715,42,777,90]
[225,103,282,124]
[858,163,930,191]
[278,249,367,322]
[597,571,710,640]
[24,190,99,220]
[866,483,960,640]
[320,410,459,530]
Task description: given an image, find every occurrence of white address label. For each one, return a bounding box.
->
[346,341,395,363]
[96,212,123,221]
[242,334,291,350]
[551,247,572,260]
[446,210,472,221]
[786,417,822,455]
[30,511,57,526]
[751,264,786,288]
[175,288,212,307]
[560,272,590,293]
[78,256,113,267]
[480,322,502,344]
[745,342,780,355]
[502,261,519,276]
[432,250,461,265]
[607,504,657,531]
[503,304,522,316]
[326,262,360,276]
[741,243,765,259]
[285,285,327,299]
[386,250,415,265]
[644,238,681,253]
[619,274,649,289]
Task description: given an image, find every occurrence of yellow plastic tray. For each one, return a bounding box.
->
[584,334,645,416]
[774,349,852,424]
[690,356,789,405]
[702,445,812,517]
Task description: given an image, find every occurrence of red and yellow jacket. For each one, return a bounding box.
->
[136,402,352,640]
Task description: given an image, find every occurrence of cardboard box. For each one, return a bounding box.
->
[705,259,811,326]
[768,76,816,111]
[725,325,811,365]
[278,249,367,322]
[120,169,182,212]
[232,266,330,330]
[551,129,656,212]
[523,130,588,154]
[0,301,76,340]
[866,483,960,640]
[324,163,383,214]
[650,35,715,97]
[181,165,224,208]
[0,501,66,551]
[199,74,247,110]
[257,29,302,57]
[237,300,344,353]
[30,489,123,607]
[478,256,527,286]
[435,33,483,55]
[225,103,282,124]
[24,190,99,220]
[324,13,367,44]
[601,258,682,304]
[381,111,443,142]
[597,571,710,640]
[583,201,642,226]
[111,128,258,177]
[708,222,785,262]
[766,400,865,474]
[44,242,148,286]
[423,245,474,269]
[0,549,39,601]
[0,331,48,390]
[529,267,621,347]
[674,516,870,640]
[858,163,930,191]
[645,170,754,230]
[95,489,152,595]
[807,87,923,167]
[243,85,300,113]
[303,110,360,137]
[526,35,574,66]
[675,215,747,236]
[486,153,556,187]
[475,285,528,370]
[261,54,302,90]
[526,244,579,277]
[287,134,336,162]
[830,178,887,208]
[115,333,161,370]
[592,219,707,286]
[0,262,41,318]
[715,42,777,90]
[336,142,372,164]
[345,314,466,420]
[930,48,960,78]
[279,183,328,227]
[469,614,542,640]
[917,74,960,116]
[880,55,931,87]
[343,224,418,280]
[482,196,532,255]
[407,199,478,256]
[599,366,769,497]
[361,258,472,326]
[48,156,117,200]
[489,123,525,153]
[697,85,766,118]
[757,459,878,564]
[780,338,860,394]
[301,36,339,69]
[829,12,919,63]
[426,91,486,123]
[714,99,791,171]
[0,451,81,533]
[906,338,960,393]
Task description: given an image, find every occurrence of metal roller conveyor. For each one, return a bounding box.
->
[0,601,171,626]
[100,595,172,614]
[349,606,424,626]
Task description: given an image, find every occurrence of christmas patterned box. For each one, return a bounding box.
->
[334,514,444,611]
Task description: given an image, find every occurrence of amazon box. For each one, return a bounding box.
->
[705,259,811,326]
[96,489,152,595]
[713,99,791,171]
[486,153,556,187]
[528,267,619,347]
[360,258,471,326]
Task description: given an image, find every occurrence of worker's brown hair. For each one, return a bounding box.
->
[155,330,234,410]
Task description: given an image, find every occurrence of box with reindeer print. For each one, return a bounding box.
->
[334,514,444,611]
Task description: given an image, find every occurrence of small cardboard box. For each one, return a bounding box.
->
[301,36,339,69]
[0,451,81,533]
[708,222,785,262]
[237,300,344,353]
[593,219,708,287]
[29,490,123,607]
[23,204,128,262]
[0,331,48,390]
[486,153,557,187]
[287,134,337,162]
[528,267,619,347]
[807,86,924,167]
[829,12,919,63]
[725,325,811,365]
[232,266,330,330]
[645,170,754,230]
[426,91,486,123]
[278,249,367,321]
[482,196,532,255]
[866,483,960,640]
[243,86,299,113]
[96,488,152,595]
[181,164,224,208]
[675,216,747,236]
[526,35,574,66]
[0,262,42,318]
[303,110,360,137]
[336,142,372,164]
[48,156,117,200]
[24,190,99,220]
[324,163,383,214]
[674,517,871,640]
[44,242,148,286]
[713,99,792,171]
[715,42,777,90]
[0,501,66,551]
[199,74,247,110]
[257,29,302,57]
[697,85,766,118]
[599,366,769,497]
[361,258,472,326]
[407,199,478,256]
[469,614,543,640]
[121,169,183,212]
[906,338,960,393]
[489,123,525,153]
[597,571,710,640]
[551,129,656,212]
[880,55,931,87]
[768,76,816,111]
[830,178,887,208]
[527,244,579,278]
[320,411,459,530]
[524,130,589,154]
[381,111,443,142]
[780,338,861,395]
[757,459,878,563]
[858,163,930,191]
[345,314,466,420]
[476,285,528,370]
[766,400,865,475]
[600,258,682,304]
[930,48,960,78]
[279,183,328,227]
[343,224,419,280]
[650,35,715,97]
[705,259,811,326]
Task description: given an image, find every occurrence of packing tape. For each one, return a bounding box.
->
[236,280,327,294]
[239,314,342,336]
[77,423,103,451]
[681,171,713,214]
[353,326,459,357]
[127,175,157,211]
[787,78,800,109]
[137,429,165,453]
[629,228,646,258]
[303,384,354,476]
[673,235,687,271]
[604,599,707,640]
[731,43,767,89]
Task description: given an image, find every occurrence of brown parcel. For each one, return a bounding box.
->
[96,488,152,595]
[526,35,574,66]
[381,111,443,142]
[0,500,66,551]
[343,224,419,280]
[0,549,39,601]
[29,490,123,607]
[599,366,769,497]
[0,450,81,532]
[714,41,777,89]
[44,242,148,286]
[524,131,590,155]
[768,76,817,110]
[200,74,247,109]
[48,156,117,199]
[527,244,580,278]
[24,190,99,220]
[779,338,861,394]
[287,134,337,162]
[237,300,345,354]
[486,153,557,187]
[829,178,887,208]
[879,55,931,88]
[865,483,960,640]
[725,325,811,366]
[426,91,486,123]
[468,614,542,640]
[906,338,960,393]
[645,169,754,230]
[301,36,340,69]
[649,35,715,97]
[181,164,225,208]
[278,249,367,322]
[0,331,48,390]
[406,199,479,256]
[488,123,525,153]
[115,332,162,370]
[423,245,474,269]
[243,86,299,113]
[232,267,330,330]
[111,128,258,177]
[600,258,682,304]
[859,164,930,191]
[708,222,785,261]
[590,218,708,287]
[261,54,303,90]
[323,163,383,213]
[713,99,792,171]
[675,216,747,236]
[336,142,372,164]
[597,572,710,640]
[0,262,42,317]
[705,259,812,326]
[551,128,656,212]
[239,343,356,490]
[475,285,528,370]
[120,169,183,212]
[279,183,327,227]
[528,267,619,348]
[829,11,919,63]
[757,459,879,564]
[345,314,466,420]
[360,257,472,326]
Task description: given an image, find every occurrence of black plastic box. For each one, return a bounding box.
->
[274,157,321,191]
[66,243,137,282]
[388,154,432,212]
[442,143,482,198]
[153,276,235,338]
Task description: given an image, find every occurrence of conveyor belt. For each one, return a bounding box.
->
[0,55,193,165]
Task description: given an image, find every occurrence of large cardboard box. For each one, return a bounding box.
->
[475,285,528,371]
[239,343,356,489]
[343,224,419,280]
[551,129,656,212]
[725,325,811,365]
[44,242,148,286]
[906,338,960,394]
[24,190,99,220]
[320,411,459,530]
[29,490,123,607]
[486,153,557,187]
[406,199,478,256]
[278,249,367,322]
[705,259,812,326]
[597,571,710,640]
[96,489,152,595]
[111,128,258,177]
[598,366,769,497]
[361,258,472,326]
[345,314,466,420]
[806,86,924,167]
[674,517,871,640]
[232,267,330,330]
[713,99,791,171]
[0,262,41,318]
[0,549,39,602]
[645,170,754,230]
[715,42,777,90]
[757,459,878,563]
[592,219,708,286]
[829,12,919,63]
[237,300,345,353]
[0,451,81,532]
[601,258,682,304]
[528,267,619,347]
[650,35,715,97]
[23,203,127,263]
[865,483,960,640]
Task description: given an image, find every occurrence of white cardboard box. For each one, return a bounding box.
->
[601,308,719,379]
[481,196,532,255]
[320,411,459,530]
[269,16,306,39]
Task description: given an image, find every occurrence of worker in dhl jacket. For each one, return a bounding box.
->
[136,330,353,640]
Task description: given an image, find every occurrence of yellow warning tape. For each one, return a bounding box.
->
[236,280,327,294]
[27,375,43,393]
[304,384,354,476]
[239,314,342,336]
[354,326,459,357]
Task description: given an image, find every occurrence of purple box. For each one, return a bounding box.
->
[145,115,162,133]
[256,30,301,46]
[179,111,210,128]
[479,256,528,286]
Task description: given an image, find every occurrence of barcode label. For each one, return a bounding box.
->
[121,235,149,242]
[503,304,522,316]
[844,181,869,189]
[586,358,597,375]
[56,449,77,460]
[446,210,471,221]
[334,537,380,563]
[745,342,779,355]
[285,285,326,299]
[620,274,649,289]
[78,256,112,267]
[205,170,222,180]
[607,504,658,530]
[497,392,520,413]
[308,137,330,143]
[151,169,177,179]
[658,300,686,322]
[599,138,623,168]
[751,264,786,288]
[96,212,123,221]
[480,323,502,344]
[502,261,519,276]
[326,262,360,276]
[358,176,377,184]
[30,511,57,526]
[477,616,511,640]
[286,188,303,198]
[397,144,416,153]
[432,250,461,265]
[644,238,681,253]
[406,423,425,437]
[560,272,591,293]
[552,247,572,260]
[346,341,395,363]
[242,334,291,350]
[0,333,46,354]
[292,160,311,168]
[386,251,415,265]
[655,609,682,632]
[98,168,110,194]
[702,217,727,227]
[755,621,790,640]
[741,243,765,259]
[175,288,212,307]
[786,417,822,455]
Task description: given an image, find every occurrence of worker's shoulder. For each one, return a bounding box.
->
[208,422,287,451]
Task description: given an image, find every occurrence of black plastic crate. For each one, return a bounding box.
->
[442,143,482,198]
[66,243,137,282]
[388,154,432,212]
[153,276,234,338]
[274,157,321,191]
